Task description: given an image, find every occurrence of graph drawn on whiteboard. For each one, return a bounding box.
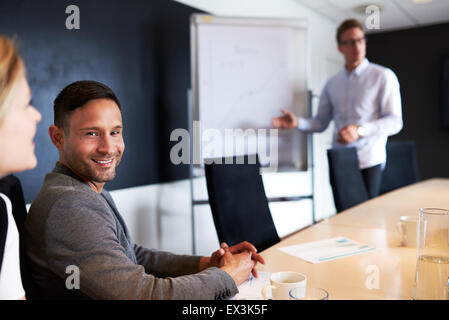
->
[191,15,309,170]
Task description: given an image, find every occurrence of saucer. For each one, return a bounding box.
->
[289,287,329,300]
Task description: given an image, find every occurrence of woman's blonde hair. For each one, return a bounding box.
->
[0,35,23,121]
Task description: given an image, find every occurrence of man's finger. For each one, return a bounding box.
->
[252,252,265,265]
[281,109,294,120]
[220,242,230,253]
[230,241,257,254]
[252,267,258,278]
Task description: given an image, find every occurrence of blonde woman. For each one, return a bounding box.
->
[0,35,41,299]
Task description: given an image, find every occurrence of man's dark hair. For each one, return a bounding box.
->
[336,19,364,44]
[54,80,121,131]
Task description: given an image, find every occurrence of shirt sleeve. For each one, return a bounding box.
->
[297,83,333,133]
[43,192,238,300]
[361,68,403,137]
[133,244,201,277]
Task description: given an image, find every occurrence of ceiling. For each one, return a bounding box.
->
[294,0,449,33]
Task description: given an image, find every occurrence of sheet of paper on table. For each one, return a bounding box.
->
[233,271,271,300]
[278,236,376,264]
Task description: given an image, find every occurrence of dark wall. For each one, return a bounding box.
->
[0,0,203,202]
[367,22,449,180]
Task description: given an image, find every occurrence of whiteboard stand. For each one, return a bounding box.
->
[188,15,315,254]
[308,90,318,225]
[187,89,196,255]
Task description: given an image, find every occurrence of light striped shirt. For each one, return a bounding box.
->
[298,58,403,169]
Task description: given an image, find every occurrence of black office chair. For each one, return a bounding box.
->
[327,147,369,213]
[0,175,38,299]
[204,154,280,252]
[379,140,420,195]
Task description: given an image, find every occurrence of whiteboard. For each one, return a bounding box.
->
[190,15,309,170]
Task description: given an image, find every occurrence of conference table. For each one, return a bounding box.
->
[258,178,449,300]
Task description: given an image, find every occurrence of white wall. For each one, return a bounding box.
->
[108,0,343,257]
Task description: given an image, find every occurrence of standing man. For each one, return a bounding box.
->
[272,19,402,198]
[24,80,264,300]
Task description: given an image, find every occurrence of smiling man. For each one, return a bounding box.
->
[52,93,124,193]
[273,19,403,198]
[24,81,263,300]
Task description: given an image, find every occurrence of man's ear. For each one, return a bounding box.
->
[337,44,344,54]
[49,125,65,150]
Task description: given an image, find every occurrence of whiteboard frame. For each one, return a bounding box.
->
[190,14,310,171]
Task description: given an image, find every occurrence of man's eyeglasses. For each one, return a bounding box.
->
[339,37,366,47]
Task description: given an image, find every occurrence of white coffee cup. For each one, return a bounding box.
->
[396,215,419,247]
[261,271,307,300]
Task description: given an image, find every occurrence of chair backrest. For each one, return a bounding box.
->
[0,175,38,299]
[379,140,420,195]
[327,147,369,213]
[204,155,280,252]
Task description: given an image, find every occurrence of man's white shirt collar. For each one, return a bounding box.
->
[346,58,369,77]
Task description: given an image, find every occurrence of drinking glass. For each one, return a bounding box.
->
[411,208,449,300]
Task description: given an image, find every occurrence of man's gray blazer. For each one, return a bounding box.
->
[24,163,238,299]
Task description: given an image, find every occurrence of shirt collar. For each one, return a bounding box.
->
[346,58,369,77]
[354,58,369,76]
[52,162,107,195]
[53,162,84,182]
